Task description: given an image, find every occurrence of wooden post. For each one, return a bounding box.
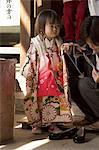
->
[0,59,16,144]
[20,0,31,67]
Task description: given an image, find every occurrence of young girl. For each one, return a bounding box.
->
[20,9,72,134]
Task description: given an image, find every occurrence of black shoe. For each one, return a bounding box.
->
[49,127,78,140]
[73,127,86,143]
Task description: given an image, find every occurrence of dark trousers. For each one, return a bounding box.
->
[69,77,99,122]
[63,0,88,42]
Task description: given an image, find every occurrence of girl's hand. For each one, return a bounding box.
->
[92,68,99,83]
[61,43,73,54]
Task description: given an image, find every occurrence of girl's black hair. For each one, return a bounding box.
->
[34,9,61,36]
[81,16,99,45]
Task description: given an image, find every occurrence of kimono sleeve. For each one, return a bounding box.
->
[20,42,37,78]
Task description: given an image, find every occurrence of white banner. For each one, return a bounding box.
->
[0,0,20,26]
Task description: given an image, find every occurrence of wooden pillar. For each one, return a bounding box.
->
[20,0,31,67]
[0,59,16,144]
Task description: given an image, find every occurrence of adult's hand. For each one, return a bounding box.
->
[92,68,99,83]
[61,42,73,54]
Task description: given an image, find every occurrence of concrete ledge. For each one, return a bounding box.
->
[0,47,20,54]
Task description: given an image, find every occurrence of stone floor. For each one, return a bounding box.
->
[0,113,99,150]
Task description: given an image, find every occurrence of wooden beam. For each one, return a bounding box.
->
[20,0,31,67]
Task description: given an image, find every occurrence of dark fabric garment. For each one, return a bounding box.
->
[65,48,99,122]
[69,77,99,122]
[64,45,95,78]
[63,0,88,42]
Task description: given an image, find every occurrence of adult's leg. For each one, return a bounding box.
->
[78,77,99,120]
[63,1,76,42]
[69,77,99,122]
[75,0,88,42]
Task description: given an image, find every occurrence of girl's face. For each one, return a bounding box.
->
[86,38,99,54]
[45,21,60,40]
